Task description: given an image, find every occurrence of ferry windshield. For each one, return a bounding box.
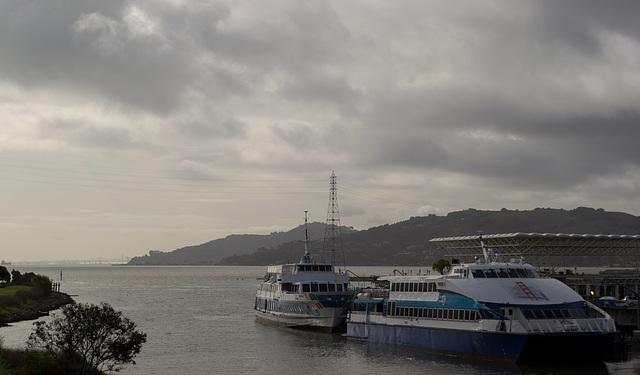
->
[471,268,537,278]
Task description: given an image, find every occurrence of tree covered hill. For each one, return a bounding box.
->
[217,207,640,266]
[127,222,356,265]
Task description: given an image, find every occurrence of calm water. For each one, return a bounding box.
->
[0,265,638,375]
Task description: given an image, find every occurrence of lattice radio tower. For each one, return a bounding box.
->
[322,171,346,269]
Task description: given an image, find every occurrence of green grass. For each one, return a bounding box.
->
[0,286,37,315]
[0,286,32,298]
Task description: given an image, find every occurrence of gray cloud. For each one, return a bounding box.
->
[2,0,640,261]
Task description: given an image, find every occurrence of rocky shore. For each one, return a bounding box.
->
[1,292,75,326]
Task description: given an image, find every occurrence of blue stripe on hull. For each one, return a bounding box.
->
[347,322,526,362]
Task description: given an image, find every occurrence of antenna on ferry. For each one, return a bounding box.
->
[478,232,489,262]
[300,211,313,264]
[304,211,310,253]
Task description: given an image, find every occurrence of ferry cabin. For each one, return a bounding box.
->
[257,264,350,294]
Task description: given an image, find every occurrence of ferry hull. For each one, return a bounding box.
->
[255,307,347,332]
[347,322,615,363]
[347,321,526,362]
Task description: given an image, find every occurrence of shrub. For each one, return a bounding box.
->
[27,302,146,374]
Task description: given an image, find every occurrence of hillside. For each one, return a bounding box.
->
[127,222,356,265]
[217,207,640,266]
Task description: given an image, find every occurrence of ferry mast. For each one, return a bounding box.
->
[322,171,345,270]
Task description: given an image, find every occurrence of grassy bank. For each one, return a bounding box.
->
[0,347,105,375]
[0,286,42,317]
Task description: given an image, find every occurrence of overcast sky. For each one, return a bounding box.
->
[2,0,640,262]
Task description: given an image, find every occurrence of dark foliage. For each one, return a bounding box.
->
[27,302,146,374]
[0,266,10,283]
[8,271,52,296]
[432,259,452,275]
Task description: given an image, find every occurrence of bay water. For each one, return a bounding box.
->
[0,265,638,375]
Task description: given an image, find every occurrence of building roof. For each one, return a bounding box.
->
[429,232,640,260]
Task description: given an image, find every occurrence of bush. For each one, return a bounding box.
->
[27,302,146,374]
[30,275,52,297]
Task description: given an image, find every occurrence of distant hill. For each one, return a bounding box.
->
[217,207,640,266]
[127,222,356,265]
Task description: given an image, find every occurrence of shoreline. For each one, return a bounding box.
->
[0,291,75,327]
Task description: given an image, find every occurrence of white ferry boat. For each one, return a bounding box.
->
[254,213,356,332]
[346,236,618,363]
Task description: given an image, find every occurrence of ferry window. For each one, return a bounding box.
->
[391,283,397,292]
[533,310,545,319]
[408,283,413,292]
[319,284,328,292]
[303,284,310,292]
[344,283,348,291]
[428,283,436,292]
[472,270,485,278]
[329,284,335,292]
[516,268,527,278]
[298,265,304,271]
[552,309,563,318]
[543,310,553,319]
[337,284,343,292]
[437,309,443,319]
[418,308,424,318]
[484,269,498,278]
[453,309,459,320]
[312,266,319,271]
[525,269,536,278]
[413,283,419,292]
[311,284,319,292]
[464,310,470,321]
[507,269,518,278]
[522,310,534,319]
[497,269,508,278]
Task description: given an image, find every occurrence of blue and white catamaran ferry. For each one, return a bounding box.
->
[254,212,356,332]
[346,236,617,363]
